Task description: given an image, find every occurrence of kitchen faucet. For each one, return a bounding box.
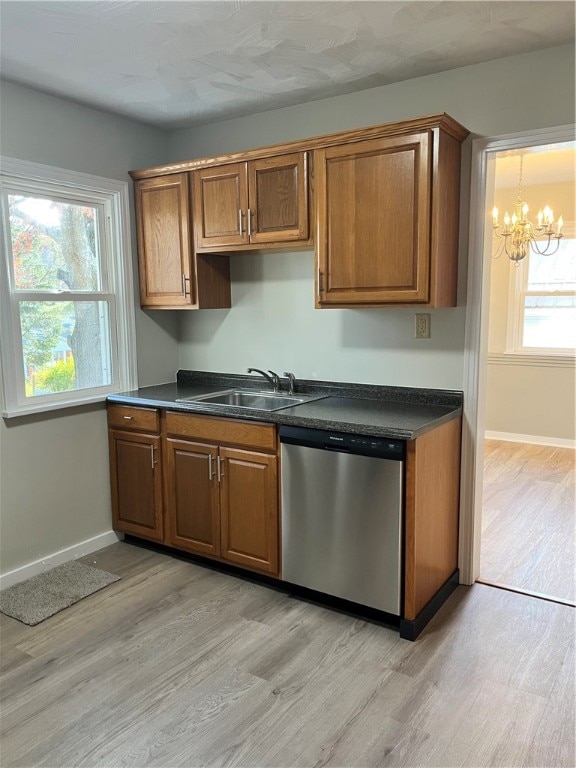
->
[247,367,280,392]
[284,371,296,395]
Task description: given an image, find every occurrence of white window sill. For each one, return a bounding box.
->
[488,352,576,368]
[2,391,118,419]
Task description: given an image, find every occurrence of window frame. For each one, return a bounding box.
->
[505,221,576,359]
[0,157,138,418]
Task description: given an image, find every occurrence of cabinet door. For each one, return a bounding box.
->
[316,133,431,306]
[109,430,163,542]
[165,438,220,558]
[248,153,309,243]
[134,174,195,307]
[219,447,279,576]
[193,163,248,248]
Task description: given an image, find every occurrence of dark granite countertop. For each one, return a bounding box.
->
[107,370,463,440]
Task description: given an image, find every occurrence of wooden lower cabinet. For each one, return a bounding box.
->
[403,416,462,622]
[109,429,163,542]
[163,414,280,576]
[108,402,462,636]
[108,406,280,575]
[219,447,278,574]
[165,439,220,557]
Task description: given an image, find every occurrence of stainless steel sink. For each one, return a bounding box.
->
[176,388,327,412]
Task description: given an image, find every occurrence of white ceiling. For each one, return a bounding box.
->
[495,144,576,189]
[1,1,574,130]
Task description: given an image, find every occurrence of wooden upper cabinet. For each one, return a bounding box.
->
[316,133,431,306]
[130,113,468,306]
[193,152,309,251]
[134,174,231,310]
[248,153,309,244]
[315,122,466,308]
[193,163,248,248]
[135,174,195,308]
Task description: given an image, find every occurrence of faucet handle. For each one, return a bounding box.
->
[268,370,281,392]
[284,371,296,395]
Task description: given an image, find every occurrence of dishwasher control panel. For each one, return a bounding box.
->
[279,425,405,460]
[348,436,404,454]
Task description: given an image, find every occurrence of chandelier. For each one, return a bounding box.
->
[491,154,564,264]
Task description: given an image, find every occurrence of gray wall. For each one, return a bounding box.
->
[1,43,575,576]
[0,81,176,575]
[169,45,576,390]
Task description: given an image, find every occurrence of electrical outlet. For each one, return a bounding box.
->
[415,313,431,339]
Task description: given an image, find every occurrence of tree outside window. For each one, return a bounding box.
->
[0,158,136,417]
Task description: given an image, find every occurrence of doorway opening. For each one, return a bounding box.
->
[459,125,576,602]
[473,140,575,606]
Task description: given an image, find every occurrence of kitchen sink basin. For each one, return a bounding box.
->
[176,389,327,412]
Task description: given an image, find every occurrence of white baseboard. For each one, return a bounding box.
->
[0,531,124,590]
[485,430,576,449]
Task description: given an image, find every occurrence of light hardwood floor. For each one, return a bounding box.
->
[1,541,574,767]
[480,439,576,603]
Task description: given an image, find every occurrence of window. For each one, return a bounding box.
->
[0,158,137,417]
[507,224,576,356]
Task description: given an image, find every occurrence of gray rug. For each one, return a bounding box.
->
[0,560,120,625]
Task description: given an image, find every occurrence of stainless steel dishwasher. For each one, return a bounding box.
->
[280,425,405,616]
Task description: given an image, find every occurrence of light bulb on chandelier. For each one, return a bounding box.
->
[491,155,563,265]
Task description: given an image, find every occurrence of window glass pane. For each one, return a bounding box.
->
[528,237,576,291]
[20,300,112,396]
[523,295,576,349]
[8,194,100,291]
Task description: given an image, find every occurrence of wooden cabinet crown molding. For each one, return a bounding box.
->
[129,113,469,180]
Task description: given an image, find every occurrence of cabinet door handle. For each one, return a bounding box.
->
[150,445,156,469]
[217,456,225,482]
[182,274,191,297]
[208,453,215,480]
[247,208,252,237]
[238,209,245,235]
[318,270,324,293]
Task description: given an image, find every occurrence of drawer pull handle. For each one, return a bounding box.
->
[123,415,133,421]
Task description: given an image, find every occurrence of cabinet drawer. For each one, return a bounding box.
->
[107,405,160,433]
[165,411,276,452]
